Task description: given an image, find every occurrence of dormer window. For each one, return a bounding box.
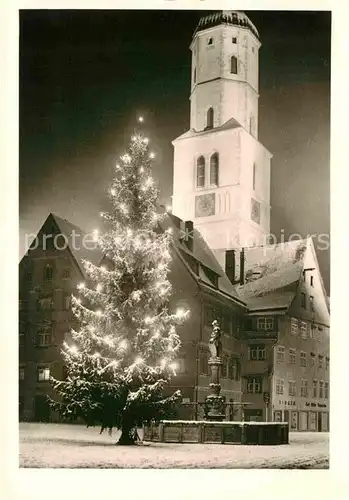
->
[206,107,214,129]
[196,156,205,187]
[230,56,238,74]
[207,37,213,46]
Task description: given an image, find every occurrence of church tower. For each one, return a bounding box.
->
[172,11,272,251]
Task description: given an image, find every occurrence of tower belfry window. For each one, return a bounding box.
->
[206,107,214,129]
[210,153,219,186]
[232,37,237,44]
[230,56,238,74]
[193,68,196,84]
[253,163,256,190]
[207,37,213,46]
[196,156,205,188]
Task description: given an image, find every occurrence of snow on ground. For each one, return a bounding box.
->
[19,423,329,469]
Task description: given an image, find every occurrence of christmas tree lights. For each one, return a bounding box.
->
[50,128,188,445]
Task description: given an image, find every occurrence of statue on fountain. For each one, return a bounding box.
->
[209,320,222,359]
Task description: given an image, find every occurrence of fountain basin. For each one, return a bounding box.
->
[143,420,289,445]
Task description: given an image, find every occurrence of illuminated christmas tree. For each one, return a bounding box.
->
[50,128,188,445]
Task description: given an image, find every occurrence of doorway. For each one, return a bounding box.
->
[317,412,322,432]
[35,395,50,422]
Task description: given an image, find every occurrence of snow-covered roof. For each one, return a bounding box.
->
[193,10,259,39]
[159,214,245,307]
[235,239,309,310]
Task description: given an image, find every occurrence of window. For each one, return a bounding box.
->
[275,378,284,395]
[39,298,53,310]
[38,329,52,347]
[193,67,196,84]
[196,156,205,187]
[252,46,255,53]
[301,292,306,309]
[248,345,266,361]
[206,107,214,129]
[310,352,315,367]
[246,376,262,393]
[27,271,33,282]
[310,324,315,339]
[199,350,209,375]
[318,355,324,369]
[319,380,324,398]
[207,37,213,46]
[289,348,296,364]
[276,346,285,363]
[300,351,307,367]
[230,55,238,74]
[62,268,70,280]
[221,355,228,378]
[252,162,256,190]
[291,318,298,335]
[301,379,308,397]
[313,380,318,398]
[325,357,329,370]
[19,366,25,381]
[19,333,25,346]
[37,366,50,382]
[175,358,186,374]
[324,382,329,399]
[300,321,307,339]
[221,313,231,336]
[43,265,53,281]
[232,36,237,44]
[310,296,315,312]
[257,317,274,331]
[210,153,219,185]
[64,295,71,310]
[288,380,296,397]
[228,357,240,381]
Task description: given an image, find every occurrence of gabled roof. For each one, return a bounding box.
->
[173,117,242,142]
[25,213,103,275]
[50,213,104,270]
[159,214,245,307]
[235,239,309,310]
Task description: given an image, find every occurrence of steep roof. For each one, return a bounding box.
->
[159,214,245,307]
[173,117,242,142]
[235,239,308,310]
[24,213,103,275]
[50,213,104,270]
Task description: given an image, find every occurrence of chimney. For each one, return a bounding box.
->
[225,250,236,284]
[183,220,194,252]
[240,248,245,285]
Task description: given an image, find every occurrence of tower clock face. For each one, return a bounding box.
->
[195,193,215,218]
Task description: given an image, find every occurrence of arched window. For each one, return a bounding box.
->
[196,156,205,187]
[210,153,219,185]
[206,107,214,129]
[43,264,53,281]
[207,37,213,46]
[230,56,238,74]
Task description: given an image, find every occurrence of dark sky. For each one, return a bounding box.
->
[19,10,331,292]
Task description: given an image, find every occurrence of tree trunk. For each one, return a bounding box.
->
[117,425,138,445]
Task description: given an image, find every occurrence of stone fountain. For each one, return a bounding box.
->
[143,321,289,445]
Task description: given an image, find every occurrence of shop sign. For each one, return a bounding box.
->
[278,400,296,406]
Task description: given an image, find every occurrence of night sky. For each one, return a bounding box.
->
[19,10,331,292]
